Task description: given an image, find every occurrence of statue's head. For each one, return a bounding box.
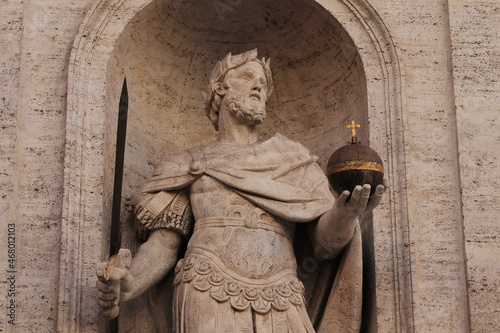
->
[203,49,273,130]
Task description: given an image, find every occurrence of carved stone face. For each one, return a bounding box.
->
[224,61,268,101]
[222,61,268,126]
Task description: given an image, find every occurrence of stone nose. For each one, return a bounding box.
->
[252,80,262,92]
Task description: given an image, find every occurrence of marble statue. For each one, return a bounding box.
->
[96,49,386,332]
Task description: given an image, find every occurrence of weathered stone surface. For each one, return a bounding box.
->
[0,1,23,332]
[0,0,498,332]
[364,1,470,331]
[0,1,93,332]
[449,1,500,331]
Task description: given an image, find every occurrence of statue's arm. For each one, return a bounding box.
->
[309,183,386,260]
[96,228,182,314]
[121,228,183,301]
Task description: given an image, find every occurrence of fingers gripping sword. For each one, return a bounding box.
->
[96,249,132,319]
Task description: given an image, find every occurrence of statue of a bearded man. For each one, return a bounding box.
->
[97,49,386,333]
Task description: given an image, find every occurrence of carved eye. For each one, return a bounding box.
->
[240,73,253,81]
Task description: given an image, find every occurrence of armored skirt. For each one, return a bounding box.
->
[172,251,315,333]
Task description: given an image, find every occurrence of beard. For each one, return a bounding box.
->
[223,90,267,126]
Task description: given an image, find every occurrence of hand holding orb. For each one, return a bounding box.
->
[327,121,384,196]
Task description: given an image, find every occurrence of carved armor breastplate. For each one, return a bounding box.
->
[186,200,298,278]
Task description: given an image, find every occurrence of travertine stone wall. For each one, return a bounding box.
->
[0,0,498,332]
[0,1,94,332]
[449,1,500,331]
[0,1,22,330]
[363,0,470,331]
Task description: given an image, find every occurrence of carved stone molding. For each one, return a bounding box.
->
[316,1,412,331]
[59,0,409,332]
[59,2,155,332]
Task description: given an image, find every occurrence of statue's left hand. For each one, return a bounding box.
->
[334,180,388,219]
[312,180,387,260]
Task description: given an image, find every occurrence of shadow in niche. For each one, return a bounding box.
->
[107,0,377,331]
[360,213,378,333]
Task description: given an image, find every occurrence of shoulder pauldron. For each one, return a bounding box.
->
[134,188,193,240]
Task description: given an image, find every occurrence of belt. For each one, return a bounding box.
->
[193,216,293,239]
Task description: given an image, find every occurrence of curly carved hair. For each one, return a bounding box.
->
[202,49,273,130]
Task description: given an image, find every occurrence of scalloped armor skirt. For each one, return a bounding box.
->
[172,251,315,333]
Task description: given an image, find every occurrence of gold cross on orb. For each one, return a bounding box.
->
[346,120,361,139]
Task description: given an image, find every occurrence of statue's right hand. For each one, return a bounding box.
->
[96,249,133,319]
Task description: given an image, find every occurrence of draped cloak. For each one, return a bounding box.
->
[139,133,363,333]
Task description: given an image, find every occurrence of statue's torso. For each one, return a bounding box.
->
[187,175,298,280]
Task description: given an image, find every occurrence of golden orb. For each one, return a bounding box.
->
[327,121,384,196]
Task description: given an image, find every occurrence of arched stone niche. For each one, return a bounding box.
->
[60,0,409,332]
[109,0,369,187]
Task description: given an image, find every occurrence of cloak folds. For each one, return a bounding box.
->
[137,133,363,332]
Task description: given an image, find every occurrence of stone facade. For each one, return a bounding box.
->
[0,0,498,332]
